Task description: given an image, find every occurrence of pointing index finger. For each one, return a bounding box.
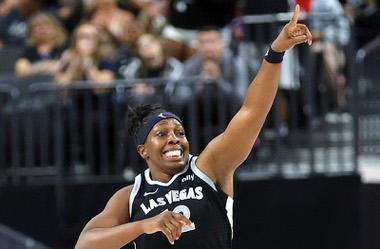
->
[290,4,300,25]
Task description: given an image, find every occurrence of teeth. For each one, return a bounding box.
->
[165,150,181,157]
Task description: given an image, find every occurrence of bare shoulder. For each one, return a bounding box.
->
[82,184,135,230]
[114,184,134,197]
[105,184,134,210]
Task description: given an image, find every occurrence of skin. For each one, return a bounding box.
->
[198,29,224,79]
[137,119,190,182]
[0,0,19,17]
[54,23,115,97]
[15,15,62,77]
[55,23,115,85]
[0,0,41,47]
[137,33,165,69]
[198,29,224,62]
[89,0,134,44]
[75,5,312,249]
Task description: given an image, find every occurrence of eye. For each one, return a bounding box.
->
[157,131,167,137]
[177,130,185,137]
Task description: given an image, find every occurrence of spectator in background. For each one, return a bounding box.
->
[54,21,117,175]
[134,0,238,62]
[85,0,135,45]
[116,33,184,104]
[123,0,196,62]
[177,25,249,147]
[56,0,84,33]
[134,0,169,36]
[14,11,67,77]
[0,0,45,48]
[55,22,116,98]
[352,0,380,47]
[0,0,19,19]
[235,0,303,132]
[181,25,249,102]
[166,0,237,47]
[117,33,183,79]
[308,0,351,109]
[308,0,351,47]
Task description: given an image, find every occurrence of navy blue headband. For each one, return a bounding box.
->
[135,112,183,145]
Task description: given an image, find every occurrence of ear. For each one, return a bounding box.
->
[137,145,148,159]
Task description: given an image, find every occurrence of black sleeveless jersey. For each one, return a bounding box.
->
[129,155,233,249]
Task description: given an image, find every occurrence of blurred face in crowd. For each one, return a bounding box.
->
[137,34,165,69]
[198,30,224,62]
[74,23,99,57]
[28,14,57,45]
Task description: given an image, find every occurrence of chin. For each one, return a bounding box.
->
[166,158,185,167]
[170,164,187,175]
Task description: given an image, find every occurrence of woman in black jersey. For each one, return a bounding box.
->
[75,5,312,249]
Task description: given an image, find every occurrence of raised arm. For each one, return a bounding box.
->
[197,5,312,194]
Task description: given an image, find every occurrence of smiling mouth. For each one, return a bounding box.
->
[164,149,182,157]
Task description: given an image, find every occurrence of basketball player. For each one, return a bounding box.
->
[75,5,312,249]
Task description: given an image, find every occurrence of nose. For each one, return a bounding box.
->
[168,131,180,144]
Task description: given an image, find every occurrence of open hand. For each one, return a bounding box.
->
[271,4,313,52]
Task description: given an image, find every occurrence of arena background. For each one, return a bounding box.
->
[1,1,380,248]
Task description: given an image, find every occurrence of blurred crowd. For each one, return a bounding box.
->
[0,0,379,176]
[0,0,379,109]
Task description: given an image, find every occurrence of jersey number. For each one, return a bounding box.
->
[173,205,195,233]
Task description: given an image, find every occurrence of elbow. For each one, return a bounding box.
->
[74,235,88,249]
[74,235,95,249]
[74,241,85,249]
[74,230,114,249]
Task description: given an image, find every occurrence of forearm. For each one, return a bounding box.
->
[197,4,312,182]
[75,220,144,249]
[242,16,310,117]
[16,62,59,77]
[242,58,282,118]
[201,58,282,173]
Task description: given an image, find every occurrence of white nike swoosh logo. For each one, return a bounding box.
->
[158,113,166,118]
[144,188,159,196]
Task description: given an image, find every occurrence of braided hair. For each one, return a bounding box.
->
[127,103,165,140]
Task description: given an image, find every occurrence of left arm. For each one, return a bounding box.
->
[15,58,60,77]
[196,5,312,195]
